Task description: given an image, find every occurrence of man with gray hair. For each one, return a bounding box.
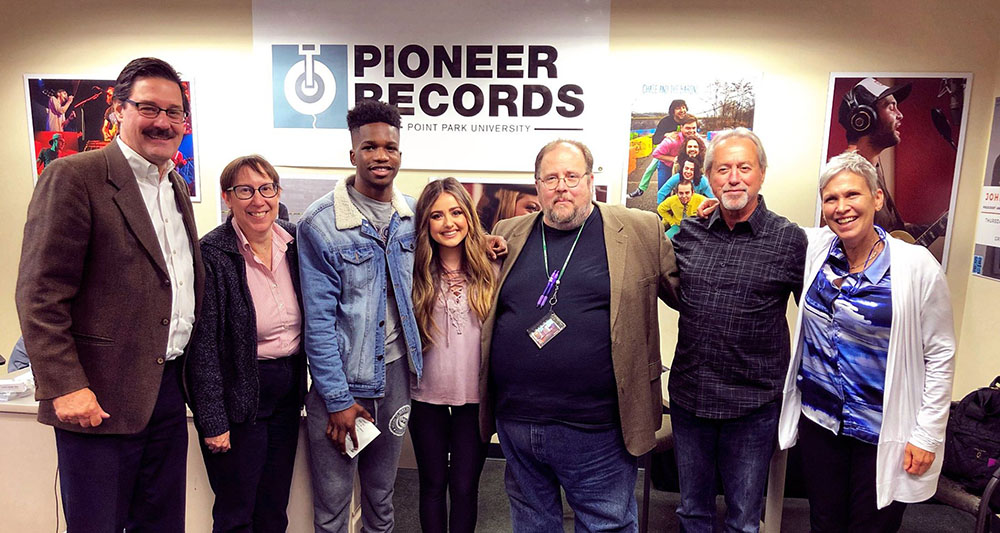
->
[669,128,807,532]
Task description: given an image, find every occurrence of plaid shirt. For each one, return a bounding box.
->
[669,196,806,419]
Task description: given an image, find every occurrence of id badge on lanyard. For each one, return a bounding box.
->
[526,219,585,349]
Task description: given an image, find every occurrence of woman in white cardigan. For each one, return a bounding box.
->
[776,152,955,532]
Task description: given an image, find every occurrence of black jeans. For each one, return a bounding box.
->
[409,400,488,533]
[798,415,906,533]
[200,356,301,533]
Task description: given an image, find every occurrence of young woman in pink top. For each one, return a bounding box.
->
[410,177,498,533]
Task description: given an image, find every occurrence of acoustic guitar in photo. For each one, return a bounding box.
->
[890,210,949,247]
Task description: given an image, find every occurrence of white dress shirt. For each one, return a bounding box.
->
[117,137,196,360]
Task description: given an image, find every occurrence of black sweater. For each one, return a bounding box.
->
[186,217,306,437]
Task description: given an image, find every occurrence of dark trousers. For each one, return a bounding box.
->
[200,356,301,533]
[408,401,488,533]
[54,359,187,533]
[798,416,906,533]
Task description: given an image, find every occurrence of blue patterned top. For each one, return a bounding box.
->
[799,227,892,444]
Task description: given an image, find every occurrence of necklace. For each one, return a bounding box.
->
[847,236,883,274]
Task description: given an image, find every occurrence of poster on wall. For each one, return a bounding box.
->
[24,76,202,201]
[820,73,971,269]
[622,75,758,215]
[250,0,618,177]
[971,97,1000,281]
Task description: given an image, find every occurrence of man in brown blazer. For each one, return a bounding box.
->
[479,139,677,531]
[16,57,203,533]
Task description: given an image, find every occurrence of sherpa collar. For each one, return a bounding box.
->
[332,175,414,230]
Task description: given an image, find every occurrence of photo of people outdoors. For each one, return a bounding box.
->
[624,77,756,239]
[821,74,970,267]
[25,76,201,200]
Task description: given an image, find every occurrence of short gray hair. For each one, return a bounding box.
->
[819,151,879,193]
[703,127,767,175]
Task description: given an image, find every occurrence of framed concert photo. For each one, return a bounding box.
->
[23,75,202,201]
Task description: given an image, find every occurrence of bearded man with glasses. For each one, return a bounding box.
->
[17,57,203,532]
[478,139,679,532]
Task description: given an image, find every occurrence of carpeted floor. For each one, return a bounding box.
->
[392,459,981,532]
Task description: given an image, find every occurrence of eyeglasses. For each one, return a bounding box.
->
[226,183,280,200]
[536,174,586,190]
[124,99,188,123]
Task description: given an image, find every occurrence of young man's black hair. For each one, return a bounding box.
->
[346,99,401,132]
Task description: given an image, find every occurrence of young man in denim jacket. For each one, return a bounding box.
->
[297,100,423,532]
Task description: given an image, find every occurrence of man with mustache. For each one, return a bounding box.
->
[669,128,806,533]
[17,57,202,532]
[297,99,423,532]
[838,77,911,233]
[480,139,678,531]
[657,180,706,240]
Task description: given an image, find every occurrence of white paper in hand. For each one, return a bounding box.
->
[344,416,381,458]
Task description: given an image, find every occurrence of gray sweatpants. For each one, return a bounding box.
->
[306,359,411,532]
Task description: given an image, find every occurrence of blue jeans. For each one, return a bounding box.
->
[496,419,638,533]
[670,401,779,533]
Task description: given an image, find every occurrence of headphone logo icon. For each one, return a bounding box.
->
[272,44,348,129]
[284,45,337,116]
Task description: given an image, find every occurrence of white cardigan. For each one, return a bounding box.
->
[777,227,955,509]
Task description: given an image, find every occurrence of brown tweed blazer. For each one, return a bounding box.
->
[16,140,204,434]
[479,202,678,456]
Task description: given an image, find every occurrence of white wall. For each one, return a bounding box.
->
[1,0,999,474]
[610,0,1000,393]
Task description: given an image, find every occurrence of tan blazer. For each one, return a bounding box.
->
[16,141,204,434]
[479,202,678,456]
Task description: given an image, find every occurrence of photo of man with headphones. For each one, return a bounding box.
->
[837,77,912,233]
[822,75,969,265]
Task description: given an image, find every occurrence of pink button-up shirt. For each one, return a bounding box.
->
[232,219,301,359]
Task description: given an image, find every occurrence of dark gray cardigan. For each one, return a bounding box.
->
[186,217,306,437]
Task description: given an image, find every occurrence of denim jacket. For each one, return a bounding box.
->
[297,176,423,413]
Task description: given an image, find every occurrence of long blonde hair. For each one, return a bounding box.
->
[413,178,497,350]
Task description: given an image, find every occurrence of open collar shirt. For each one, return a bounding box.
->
[799,226,892,444]
[231,218,301,359]
[669,195,807,419]
[117,137,195,360]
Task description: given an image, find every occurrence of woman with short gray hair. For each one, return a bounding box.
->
[777,152,955,532]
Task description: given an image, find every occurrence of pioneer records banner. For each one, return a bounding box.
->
[251,0,614,174]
